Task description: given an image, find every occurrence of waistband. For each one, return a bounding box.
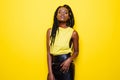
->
[51,53,71,63]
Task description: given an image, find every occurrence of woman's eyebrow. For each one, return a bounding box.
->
[58,9,68,12]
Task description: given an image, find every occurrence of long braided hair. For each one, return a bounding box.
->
[50,4,75,45]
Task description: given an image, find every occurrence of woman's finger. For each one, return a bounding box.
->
[61,65,69,73]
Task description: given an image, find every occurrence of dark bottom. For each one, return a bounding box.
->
[51,53,74,80]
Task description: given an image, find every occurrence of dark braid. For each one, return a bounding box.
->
[63,4,75,28]
[50,4,74,45]
[50,6,61,45]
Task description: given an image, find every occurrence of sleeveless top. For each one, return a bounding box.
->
[50,27,74,55]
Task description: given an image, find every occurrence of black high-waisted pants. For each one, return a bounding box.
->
[51,53,74,80]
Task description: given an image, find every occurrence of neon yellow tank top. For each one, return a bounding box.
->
[50,27,74,55]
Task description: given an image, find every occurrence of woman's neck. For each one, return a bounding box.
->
[58,22,67,28]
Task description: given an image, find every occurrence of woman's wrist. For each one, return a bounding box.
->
[68,57,73,63]
[48,71,53,74]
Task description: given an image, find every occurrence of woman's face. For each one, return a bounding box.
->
[56,7,70,22]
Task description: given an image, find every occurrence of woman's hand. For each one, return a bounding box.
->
[60,58,72,73]
[47,73,55,80]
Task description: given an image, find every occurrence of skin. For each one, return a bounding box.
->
[47,7,79,80]
[57,7,70,24]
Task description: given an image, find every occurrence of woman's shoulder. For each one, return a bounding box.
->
[47,28,52,33]
[73,30,78,35]
[47,28,52,31]
[70,27,79,38]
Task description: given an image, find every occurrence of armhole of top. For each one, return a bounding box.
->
[69,29,74,48]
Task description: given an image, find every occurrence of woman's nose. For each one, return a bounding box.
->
[60,12,65,16]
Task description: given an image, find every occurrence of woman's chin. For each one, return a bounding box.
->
[58,20,67,23]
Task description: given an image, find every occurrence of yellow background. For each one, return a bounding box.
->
[0,0,120,80]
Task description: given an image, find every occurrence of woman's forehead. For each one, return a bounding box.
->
[58,7,68,11]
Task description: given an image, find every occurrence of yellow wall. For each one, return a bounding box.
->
[0,0,120,80]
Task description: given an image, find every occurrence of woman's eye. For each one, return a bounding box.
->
[65,12,68,14]
[58,11,61,14]
[58,10,68,14]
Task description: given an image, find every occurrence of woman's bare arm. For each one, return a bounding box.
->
[60,30,79,72]
[70,30,79,60]
[46,28,52,74]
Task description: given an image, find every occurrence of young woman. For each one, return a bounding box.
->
[46,4,79,80]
